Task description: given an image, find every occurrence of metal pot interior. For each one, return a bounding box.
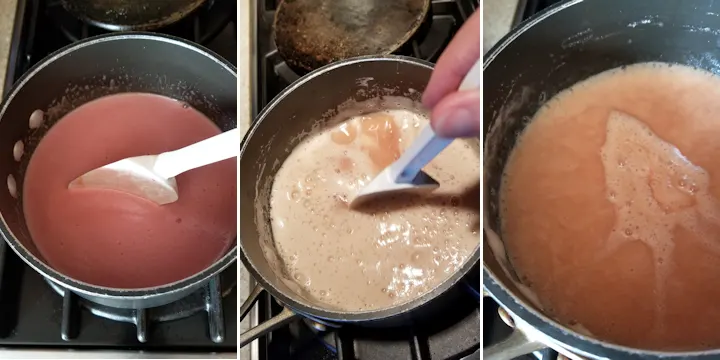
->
[0,33,237,304]
[240,55,481,323]
[484,0,720,357]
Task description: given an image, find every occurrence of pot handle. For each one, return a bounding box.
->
[239,284,301,348]
[484,329,546,360]
[483,290,546,360]
[240,283,264,320]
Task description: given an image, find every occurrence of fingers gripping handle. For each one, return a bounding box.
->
[394,126,453,183]
[394,59,481,183]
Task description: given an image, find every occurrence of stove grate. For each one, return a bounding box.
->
[47,273,234,343]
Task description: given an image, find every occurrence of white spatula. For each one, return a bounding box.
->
[351,60,480,206]
[68,128,240,205]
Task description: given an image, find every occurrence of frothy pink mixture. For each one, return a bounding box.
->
[502,63,720,350]
[23,93,236,289]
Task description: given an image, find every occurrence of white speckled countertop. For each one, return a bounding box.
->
[237,0,252,359]
[238,0,252,136]
[0,0,17,96]
[483,0,522,53]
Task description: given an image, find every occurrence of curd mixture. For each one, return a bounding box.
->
[270,107,480,311]
[502,63,720,350]
[23,93,236,289]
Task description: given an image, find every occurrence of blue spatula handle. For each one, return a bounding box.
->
[393,126,453,183]
[392,59,481,183]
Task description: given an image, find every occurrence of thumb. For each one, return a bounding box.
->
[429,90,480,138]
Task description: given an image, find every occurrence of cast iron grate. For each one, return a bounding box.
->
[253,285,480,360]
[46,271,233,343]
[0,0,237,350]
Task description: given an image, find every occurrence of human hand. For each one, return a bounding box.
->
[422,9,480,138]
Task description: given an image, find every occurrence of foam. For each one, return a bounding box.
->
[269,109,480,311]
[501,62,720,350]
[600,110,720,321]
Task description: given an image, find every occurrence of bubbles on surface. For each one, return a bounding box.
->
[267,106,480,311]
[293,272,310,286]
[289,190,300,201]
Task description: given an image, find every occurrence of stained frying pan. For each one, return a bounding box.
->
[60,0,207,31]
[273,0,431,72]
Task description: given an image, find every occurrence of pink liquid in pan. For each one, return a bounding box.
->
[23,93,236,289]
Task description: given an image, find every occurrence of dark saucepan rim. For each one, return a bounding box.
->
[240,55,481,322]
[0,32,238,301]
[483,0,720,358]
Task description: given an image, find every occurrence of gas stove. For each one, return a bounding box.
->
[242,1,480,359]
[0,0,237,358]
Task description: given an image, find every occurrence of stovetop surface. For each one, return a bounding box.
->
[0,0,237,352]
[251,1,480,359]
[484,1,568,359]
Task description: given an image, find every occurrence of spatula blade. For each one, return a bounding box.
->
[350,169,439,207]
[68,156,179,205]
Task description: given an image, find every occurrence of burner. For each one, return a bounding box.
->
[45,0,234,44]
[303,308,480,360]
[45,266,235,344]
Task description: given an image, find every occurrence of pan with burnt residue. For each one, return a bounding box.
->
[61,0,207,31]
[273,0,431,72]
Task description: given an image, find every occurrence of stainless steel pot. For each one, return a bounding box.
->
[484,0,720,358]
[239,55,481,347]
[0,33,237,309]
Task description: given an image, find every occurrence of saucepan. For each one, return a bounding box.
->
[239,55,481,347]
[0,33,237,309]
[484,0,720,358]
